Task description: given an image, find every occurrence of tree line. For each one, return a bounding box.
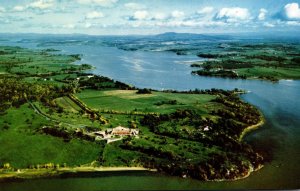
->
[0,77,73,112]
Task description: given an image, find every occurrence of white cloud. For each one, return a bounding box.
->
[62,24,76,29]
[286,21,300,26]
[84,22,92,28]
[263,22,275,27]
[152,12,168,20]
[216,7,251,22]
[133,10,148,20]
[197,7,214,15]
[77,0,90,3]
[171,10,184,18]
[0,6,6,12]
[0,18,10,24]
[29,0,54,10]
[85,11,104,19]
[124,3,145,10]
[155,20,226,28]
[9,1,55,13]
[81,22,105,28]
[284,3,300,20]
[258,8,267,20]
[13,6,25,12]
[28,21,77,30]
[77,0,118,7]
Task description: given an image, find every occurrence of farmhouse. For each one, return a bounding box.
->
[93,126,139,143]
[112,126,139,136]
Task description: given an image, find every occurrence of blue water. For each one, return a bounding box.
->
[0,36,299,190]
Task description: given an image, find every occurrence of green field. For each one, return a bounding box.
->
[0,104,103,169]
[54,96,82,113]
[236,67,300,79]
[76,89,217,114]
[0,46,91,88]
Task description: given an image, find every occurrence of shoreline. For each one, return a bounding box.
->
[209,164,264,182]
[0,166,157,182]
[0,99,266,183]
[0,164,264,182]
[239,116,265,142]
[210,115,265,183]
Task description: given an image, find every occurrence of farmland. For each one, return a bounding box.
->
[0,46,264,181]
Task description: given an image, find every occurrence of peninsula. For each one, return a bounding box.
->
[0,46,264,181]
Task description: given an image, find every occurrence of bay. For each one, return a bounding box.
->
[0,36,299,190]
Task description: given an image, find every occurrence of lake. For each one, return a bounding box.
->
[0,36,299,190]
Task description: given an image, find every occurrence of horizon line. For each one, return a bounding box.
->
[1,31,300,37]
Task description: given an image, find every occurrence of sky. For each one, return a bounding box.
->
[0,0,300,35]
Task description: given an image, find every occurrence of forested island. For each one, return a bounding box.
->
[191,43,300,81]
[0,46,265,181]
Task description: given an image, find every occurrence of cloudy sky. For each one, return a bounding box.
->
[0,0,300,35]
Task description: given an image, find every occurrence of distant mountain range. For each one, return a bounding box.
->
[154,32,231,40]
[1,32,300,42]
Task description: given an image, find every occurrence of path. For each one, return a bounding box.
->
[28,101,87,128]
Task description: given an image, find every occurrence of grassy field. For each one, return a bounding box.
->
[0,46,105,169]
[54,96,82,113]
[0,92,220,170]
[236,67,300,79]
[0,104,104,169]
[102,143,146,167]
[34,101,102,129]
[0,46,91,87]
[0,46,79,74]
[76,89,217,114]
